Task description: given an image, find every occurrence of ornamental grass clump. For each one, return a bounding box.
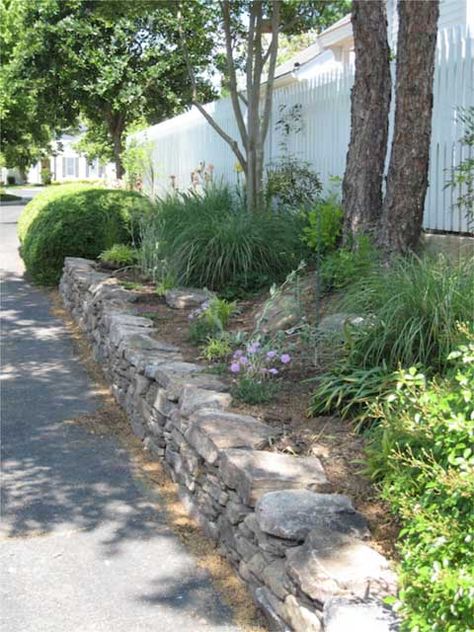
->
[230,340,291,404]
[153,184,306,295]
[339,254,474,372]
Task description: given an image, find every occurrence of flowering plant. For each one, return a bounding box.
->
[229,339,292,404]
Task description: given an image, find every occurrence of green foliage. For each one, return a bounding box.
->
[308,363,397,428]
[188,297,236,344]
[122,136,158,195]
[200,336,233,362]
[232,376,278,405]
[266,155,322,210]
[340,255,474,371]
[302,193,343,254]
[320,235,379,291]
[19,184,153,285]
[99,244,137,267]
[445,106,474,228]
[365,342,474,630]
[40,167,52,185]
[154,184,307,295]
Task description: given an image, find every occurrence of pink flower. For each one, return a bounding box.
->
[280,353,291,364]
[269,368,279,375]
[266,350,277,359]
[239,355,249,365]
[230,362,241,374]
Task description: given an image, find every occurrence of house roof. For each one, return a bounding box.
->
[270,13,352,86]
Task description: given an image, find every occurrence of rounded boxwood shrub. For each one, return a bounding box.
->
[19,184,153,285]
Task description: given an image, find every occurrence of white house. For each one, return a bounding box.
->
[25,134,116,185]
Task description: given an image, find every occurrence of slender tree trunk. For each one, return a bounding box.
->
[112,131,124,180]
[342,0,391,244]
[379,0,439,253]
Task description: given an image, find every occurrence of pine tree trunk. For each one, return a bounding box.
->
[379,0,439,253]
[342,0,391,243]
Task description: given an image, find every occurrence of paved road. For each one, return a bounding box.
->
[0,190,240,632]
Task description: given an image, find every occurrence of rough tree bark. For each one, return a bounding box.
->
[378,0,439,253]
[342,0,391,244]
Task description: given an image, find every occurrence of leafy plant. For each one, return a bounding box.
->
[365,340,474,630]
[200,335,233,362]
[340,255,474,371]
[308,362,397,429]
[154,184,307,295]
[99,243,137,267]
[445,106,474,228]
[230,340,291,404]
[266,155,322,210]
[302,193,343,254]
[18,184,153,284]
[40,167,52,185]
[320,235,379,291]
[188,297,236,344]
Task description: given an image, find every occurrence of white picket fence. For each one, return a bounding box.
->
[133,26,474,234]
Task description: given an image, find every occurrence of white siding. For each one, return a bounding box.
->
[132,27,473,234]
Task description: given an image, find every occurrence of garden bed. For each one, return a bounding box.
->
[107,266,399,560]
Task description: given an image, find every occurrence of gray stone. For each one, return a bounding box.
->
[255,293,302,334]
[219,450,329,507]
[153,388,177,416]
[286,529,397,604]
[284,595,322,632]
[254,587,290,632]
[165,288,215,309]
[262,559,293,601]
[255,490,369,541]
[323,597,399,632]
[146,362,204,387]
[226,501,252,525]
[318,313,366,337]
[185,411,275,465]
[179,387,231,418]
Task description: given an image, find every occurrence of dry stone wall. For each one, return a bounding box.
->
[60,257,399,632]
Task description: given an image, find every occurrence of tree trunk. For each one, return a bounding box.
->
[378,0,439,253]
[112,131,124,180]
[342,0,391,244]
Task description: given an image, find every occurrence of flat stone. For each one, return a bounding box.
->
[318,313,366,337]
[103,311,153,329]
[185,411,275,465]
[165,288,215,309]
[219,450,329,507]
[262,559,293,601]
[179,386,231,418]
[120,333,179,354]
[284,595,322,632]
[255,490,369,541]
[254,587,290,632]
[323,597,399,632]
[146,362,204,387]
[286,529,397,604]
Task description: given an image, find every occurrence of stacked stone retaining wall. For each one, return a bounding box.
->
[60,257,399,632]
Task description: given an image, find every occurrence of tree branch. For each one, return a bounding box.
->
[220,0,248,151]
[259,0,280,146]
[192,99,247,171]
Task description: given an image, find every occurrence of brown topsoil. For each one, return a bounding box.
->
[111,270,400,561]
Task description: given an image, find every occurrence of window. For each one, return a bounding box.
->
[62,156,78,178]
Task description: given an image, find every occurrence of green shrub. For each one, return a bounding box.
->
[365,341,474,630]
[19,184,153,284]
[320,235,379,291]
[152,184,307,295]
[266,156,322,210]
[301,193,343,254]
[340,255,474,371]
[99,243,137,267]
